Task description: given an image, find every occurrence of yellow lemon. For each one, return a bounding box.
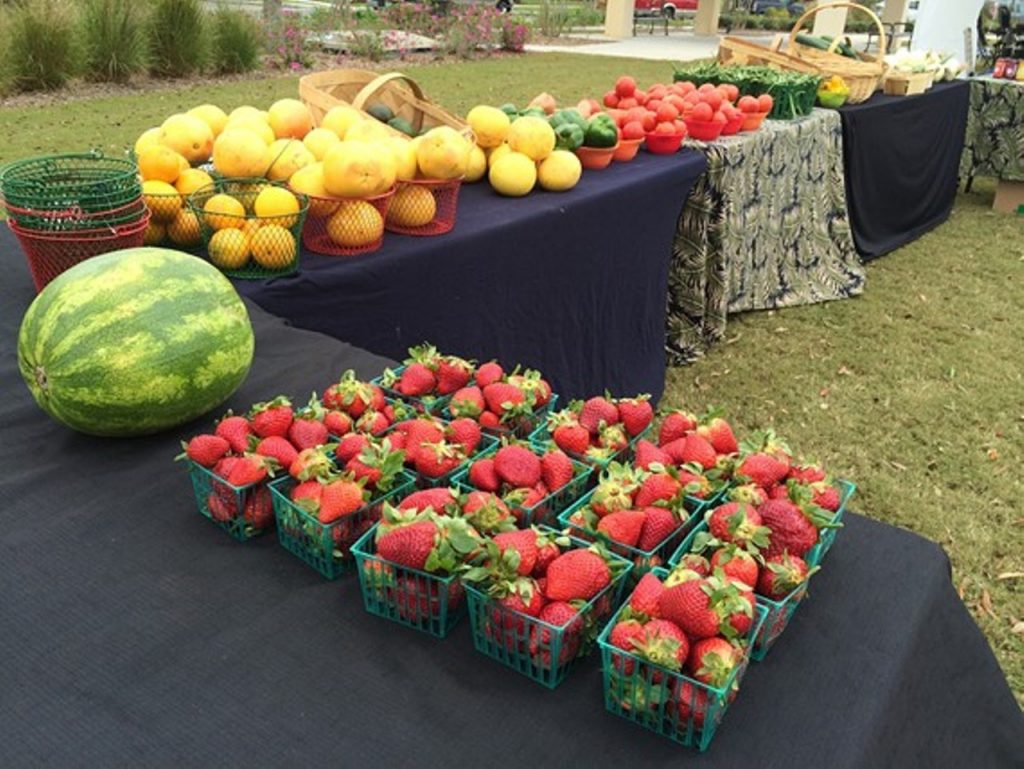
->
[208,228,251,270]
[489,151,537,197]
[266,138,315,182]
[175,168,214,197]
[137,145,183,184]
[250,225,297,269]
[322,141,396,198]
[466,105,511,149]
[212,129,271,178]
[386,185,436,228]
[303,127,341,161]
[134,127,162,157]
[326,200,384,248]
[160,113,214,164]
[203,193,246,230]
[167,209,202,246]
[289,163,339,218]
[267,98,313,139]
[254,186,301,227]
[487,143,511,169]
[465,145,487,183]
[321,105,365,139]
[143,220,166,246]
[142,180,182,223]
[537,149,582,192]
[506,116,556,162]
[416,126,470,180]
[188,104,229,138]
[226,117,275,146]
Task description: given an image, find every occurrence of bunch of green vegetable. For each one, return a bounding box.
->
[672,63,821,121]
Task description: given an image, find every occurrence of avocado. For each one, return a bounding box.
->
[387,116,417,137]
[366,102,395,123]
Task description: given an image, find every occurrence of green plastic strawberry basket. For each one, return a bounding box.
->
[186,460,275,542]
[806,479,856,566]
[442,394,559,441]
[269,472,416,580]
[558,488,712,584]
[450,445,593,527]
[407,431,500,490]
[372,365,453,416]
[464,530,633,689]
[750,582,809,661]
[351,524,466,638]
[528,424,651,474]
[597,567,768,751]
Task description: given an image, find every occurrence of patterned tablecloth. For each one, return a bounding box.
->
[961,77,1024,183]
[666,109,866,365]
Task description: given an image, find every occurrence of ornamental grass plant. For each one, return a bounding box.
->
[80,0,148,83]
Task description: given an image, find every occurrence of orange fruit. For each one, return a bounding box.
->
[250,225,296,269]
[187,104,229,138]
[174,168,215,197]
[212,129,271,178]
[160,113,214,164]
[267,98,313,139]
[326,200,383,248]
[253,186,300,227]
[203,193,245,230]
[386,185,435,228]
[142,180,183,223]
[167,209,202,246]
[137,145,183,184]
[207,228,250,270]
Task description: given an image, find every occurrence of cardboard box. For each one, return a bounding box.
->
[993,180,1024,214]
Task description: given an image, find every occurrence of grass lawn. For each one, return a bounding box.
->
[1,53,1020,702]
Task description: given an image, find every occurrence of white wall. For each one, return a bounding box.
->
[911,0,985,60]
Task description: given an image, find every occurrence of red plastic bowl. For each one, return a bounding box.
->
[613,138,644,162]
[740,110,769,132]
[721,112,744,136]
[683,118,725,142]
[644,131,686,155]
[576,145,618,170]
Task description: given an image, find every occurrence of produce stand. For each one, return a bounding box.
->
[2,236,1022,764]
[960,77,1024,198]
[667,110,864,364]
[838,80,970,260]
[233,151,707,403]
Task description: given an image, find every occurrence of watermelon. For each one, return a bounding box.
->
[17,247,255,437]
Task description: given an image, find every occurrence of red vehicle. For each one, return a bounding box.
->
[633,0,698,19]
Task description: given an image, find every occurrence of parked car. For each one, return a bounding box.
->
[750,0,805,14]
[633,0,698,20]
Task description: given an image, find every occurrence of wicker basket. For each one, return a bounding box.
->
[785,2,885,104]
[299,70,468,139]
[717,36,820,75]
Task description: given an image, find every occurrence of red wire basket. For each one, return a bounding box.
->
[9,212,151,291]
[384,178,461,237]
[298,187,394,257]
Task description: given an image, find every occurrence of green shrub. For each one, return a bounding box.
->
[211,7,261,74]
[80,0,148,83]
[2,0,79,92]
[148,0,208,78]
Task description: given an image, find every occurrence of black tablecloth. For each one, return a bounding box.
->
[234,150,708,403]
[839,81,970,260]
[2,238,1022,768]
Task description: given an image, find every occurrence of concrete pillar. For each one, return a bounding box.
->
[604,0,636,40]
[811,2,849,38]
[881,0,909,24]
[694,0,722,37]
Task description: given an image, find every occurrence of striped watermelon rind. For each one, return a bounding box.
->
[17,247,255,437]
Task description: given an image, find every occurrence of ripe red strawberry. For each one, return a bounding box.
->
[737,452,789,488]
[634,618,690,671]
[520,484,545,508]
[757,552,814,600]
[687,637,741,688]
[660,437,688,465]
[768,484,790,500]
[493,528,539,575]
[496,583,546,624]
[530,601,582,662]
[474,361,504,387]
[726,583,756,636]
[658,578,720,640]
[759,498,819,558]
[249,397,294,438]
[323,410,353,436]
[789,463,827,484]
[598,423,629,451]
[637,506,680,551]
[446,418,482,455]
[634,439,672,470]
[812,482,841,512]
[183,434,230,467]
[579,396,619,435]
[483,382,526,417]
[384,431,405,451]
[597,509,645,547]
[479,411,501,429]
[255,435,299,470]
[402,418,445,463]
[493,444,542,487]
[658,410,697,445]
[533,540,560,577]
[319,479,366,523]
[552,422,590,455]
[215,415,251,453]
[288,417,329,450]
[468,457,501,492]
[697,416,738,455]
[629,571,666,617]
[345,441,403,490]
[675,553,711,577]
[336,433,370,464]
[414,441,463,478]
[728,482,769,506]
[356,409,389,435]
[676,467,712,499]
[377,519,438,569]
[540,450,574,492]
[707,502,768,550]
[635,472,682,508]
[289,447,332,480]
[461,491,514,533]
[545,549,611,601]
[243,485,273,528]
[617,396,653,438]
[710,547,759,588]
[676,681,711,728]
[398,362,437,397]
[290,478,323,510]
[449,385,485,418]
[397,487,457,513]
[226,454,270,487]
[609,618,647,673]
[680,433,717,470]
[436,356,472,395]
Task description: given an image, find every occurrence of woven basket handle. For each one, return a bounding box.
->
[787,2,886,60]
[352,72,427,134]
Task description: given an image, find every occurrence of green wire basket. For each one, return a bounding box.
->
[0,151,141,216]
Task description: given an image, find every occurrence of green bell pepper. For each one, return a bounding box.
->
[553,122,584,151]
[499,103,520,120]
[584,113,618,148]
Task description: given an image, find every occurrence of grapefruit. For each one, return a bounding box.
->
[507,116,555,162]
[465,145,487,183]
[137,145,183,184]
[226,117,275,146]
[266,138,314,182]
[142,180,183,223]
[267,98,313,140]
[385,137,418,182]
[416,126,470,180]
[188,104,229,138]
[253,186,301,227]
[175,168,215,197]
[387,185,436,228]
[487,143,511,169]
[537,150,582,192]
[303,127,341,161]
[321,105,364,139]
[489,152,537,197]
[212,129,271,178]
[250,225,296,269]
[289,163,339,218]
[167,209,202,246]
[134,127,162,157]
[326,200,384,248]
[322,141,396,198]
[345,120,393,144]
[466,106,511,149]
[208,229,251,270]
[160,113,214,164]
[228,106,265,122]
[143,221,166,246]
[203,194,246,231]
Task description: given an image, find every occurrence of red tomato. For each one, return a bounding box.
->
[622,120,645,140]
[617,97,638,110]
[607,108,628,127]
[655,103,679,123]
[654,121,678,135]
[738,95,759,113]
[634,90,648,106]
[603,90,619,108]
[667,94,687,112]
[699,90,723,112]
[641,112,657,132]
[698,83,716,93]
[712,110,728,125]
[722,83,740,102]
[646,98,663,112]
[677,81,697,95]
[677,120,688,139]
[648,86,668,100]
[615,76,636,98]
[758,94,774,113]
[623,107,646,125]
[682,91,701,105]
[691,102,713,122]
